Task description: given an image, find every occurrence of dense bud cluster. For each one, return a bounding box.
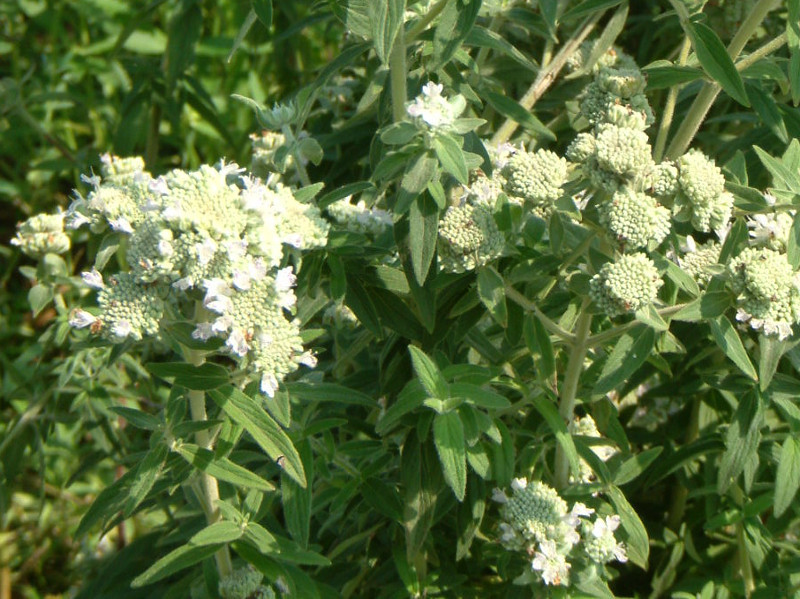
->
[501,148,568,211]
[600,188,670,250]
[327,196,393,236]
[590,253,663,317]
[11,212,71,258]
[579,66,654,127]
[672,150,733,233]
[728,247,800,340]
[493,478,626,587]
[67,154,326,396]
[218,567,274,599]
[438,203,504,272]
[676,237,721,286]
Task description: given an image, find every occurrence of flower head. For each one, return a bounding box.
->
[11,212,71,258]
[438,203,504,272]
[406,82,466,132]
[590,253,663,317]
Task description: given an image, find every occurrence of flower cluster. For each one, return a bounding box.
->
[728,247,800,340]
[218,566,275,599]
[674,236,721,287]
[669,149,734,233]
[11,212,71,258]
[572,415,617,484]
[590,253,663,317]
[437,203,504,272]
[493,478,626,587]
[326,196,393,236]
[501,148,568,216]
[579,64,654,127]
[599,188,671,250]
[406,82,466,133]
[747,194,795,251]
[68,154,327,396]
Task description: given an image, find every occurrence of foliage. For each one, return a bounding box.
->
[4,0,800,598]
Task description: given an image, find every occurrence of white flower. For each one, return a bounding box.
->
[511,477,528,491]
[564,502,595,527]
[297,351,317,368]
[226,328,251,356]
[195,239,218,266]
[173,277,194,291]
[224,239,248,262]
[406,82,466,131]
[491,488,509,503]
[69,309,97,328]
[592,515,621,537]
[111,319,133,339]
[260,371,280,397]
[531,539,570,586]
[192,322,215,340]
[148,176,169,197]
[81,268,105,289]
[108,217,133,234]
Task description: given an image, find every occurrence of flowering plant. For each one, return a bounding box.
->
[4,0,800,597]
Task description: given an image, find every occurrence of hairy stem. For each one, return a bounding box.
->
[665,0,780,160]
[490,12,602,146]
[653,37,691,163]
[731,486,755,597]
[281,124,312,187]
[666,397,700,532]
[554,308,592,489]
[390,28,408,123]
[586,303,688,348]
[504,284,576,344]
[406,0,450,43]
[186,351,233,579]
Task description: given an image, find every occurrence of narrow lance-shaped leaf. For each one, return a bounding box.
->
[174,443,275,492]
[594,326,656,395]
[718,390,762,494]
[124,442,168,517]
[433,411,467,501]
[209,386,306,487]
[774,436,800,518]
[607,485,649,569]
[530,394,582,480]
[409,194,439,285]
[709,316,758,381]
[687,21,749,107]
[368,0,405,65]
[408,345,449,399]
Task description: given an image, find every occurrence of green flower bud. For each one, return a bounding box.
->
[677,237,721,287]
[11,213,71,258]
[219,566,264,599]
[438,204,504,272]
[566,133,596,163]
[502,149,568,207]
[600,188,671,250]
[99,153,146,185]
[728,247,800,340]
[674,150,732,232]
[648,162,679,198]
[590,253,663,316]
[96,273,166,341]
[594,124,654,178]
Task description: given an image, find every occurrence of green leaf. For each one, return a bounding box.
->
[687,21,749,106]
[228,9,257,61]
[28,284,53,317]
[483,91,555,141]
[433,411,467,501]
[607,485,649,569]
[464,26,537,72]
[368,0,405,65]
[281,441,313,547]
[718,390,763,494]
[209,386,306,487]
[787,212,800,269]
[530,394,582,480]
[643,61,704,90]
[252,0,272,28]
[788,0,800,103]
[109,407,160,431]
[774,436,800,518]
[758,334,787,391]
[432,134,469,184]
[124,442,168,517]
[147,362,230,390]
[95,234,120,270]
[409,194,439,285]
[345,275,383,338]
[746,83,789,143]
[408,346,449,399]
[174,443,275,492]
[318,181,375,209]
[523,314,556,388]
[285,382,375,407]
[477,266,508,327]
[594,326,656,395]
[709,316,758,381]
[613,447,663,486]
[376,381,427,435]
[191,521,244,546]
[131,543,221,587]
[165,0,202,94]
[395,152,438,214]
[561,0,623,21]
[432,0,481,69]
[402,433,441,562]
[448,382,510,410]
[672,291,732,322]
[753,146,800,194]
[296,137,323,166]
[380,121,419,145]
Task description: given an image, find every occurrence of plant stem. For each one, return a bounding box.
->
[281,124,312,187]
[490,12,602,146]
[731,486,755,597]
[666,397,700,532]
[734,31,788,72]
[554,308,592,489]
[653,37,691,163]
[585,303,688,348]
[390,28,408,123]
[664,0,780,160]
[406,0,450,43]
[503,284,576,344]
[186,352,234,579]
